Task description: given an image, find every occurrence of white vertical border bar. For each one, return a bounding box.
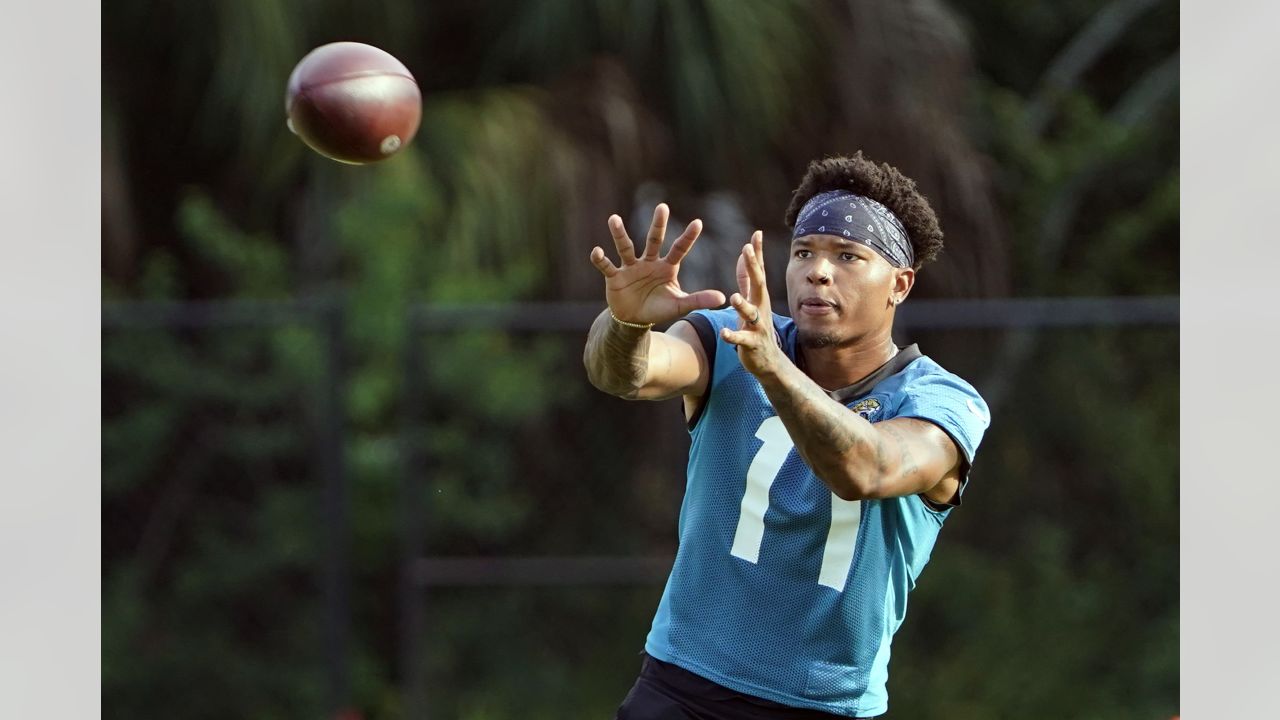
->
[1183,2,1280,717]
[0,1,102,717]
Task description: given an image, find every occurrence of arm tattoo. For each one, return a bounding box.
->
[761,365,875,496]
[761,366,930,498]
[877,423,920,489]
[583,310,651,398]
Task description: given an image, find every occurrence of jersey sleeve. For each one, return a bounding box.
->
[679,310,721,430]
[681,308,745,383]
[894,370,991,503]
[680,308,791,431]
[683,311,719,376]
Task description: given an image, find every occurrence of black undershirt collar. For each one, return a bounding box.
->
[801,343,922,404]
[684,314,922,428]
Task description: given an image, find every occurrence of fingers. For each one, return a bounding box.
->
[735,252,750,299]
[729,292,761,328]
[590,246,619,278]
[743,231,767,306]
[662,219,703,265]
[641,203,669,260]
[676,288,727,315]
[608,214,638,265]
[720,326,760,347]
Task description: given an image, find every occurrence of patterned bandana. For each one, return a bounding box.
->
[792,190,914,268]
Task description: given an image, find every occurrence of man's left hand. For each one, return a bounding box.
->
[721,231,787,379]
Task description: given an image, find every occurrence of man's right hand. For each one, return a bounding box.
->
[589,203,726,325]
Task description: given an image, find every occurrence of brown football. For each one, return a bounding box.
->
[285,42,421,164]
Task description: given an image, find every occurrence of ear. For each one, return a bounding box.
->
[890,267,916,306]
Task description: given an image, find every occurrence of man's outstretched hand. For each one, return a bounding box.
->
[721,231,786,378]
[589,203,726,326]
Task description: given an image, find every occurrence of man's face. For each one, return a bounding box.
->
[785,234,912,348]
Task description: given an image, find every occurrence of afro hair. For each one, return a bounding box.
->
[784,152,943,270]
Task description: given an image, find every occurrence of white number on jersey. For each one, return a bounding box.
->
[729,416,863,591]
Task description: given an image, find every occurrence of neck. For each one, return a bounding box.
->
[798,331,898,391]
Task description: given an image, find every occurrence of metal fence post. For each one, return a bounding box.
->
[319,296,351,717]
[400,306,427,719]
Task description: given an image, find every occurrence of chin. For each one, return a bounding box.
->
[797,328,842,349]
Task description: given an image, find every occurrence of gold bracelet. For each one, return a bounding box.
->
[609,311,654,330]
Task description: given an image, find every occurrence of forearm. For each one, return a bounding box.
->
[757,363,893,499]
[583,309,652,399]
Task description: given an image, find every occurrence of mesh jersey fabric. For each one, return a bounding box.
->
[643,307,990,718]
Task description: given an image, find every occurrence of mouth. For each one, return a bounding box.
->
[798,298,837,316]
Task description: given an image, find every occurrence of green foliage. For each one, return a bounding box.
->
[106,84,580,717]
[888,328,1178,719]
[422,587,660,720]
[486,0,819,181]
[178,192,292,297]
[103,195,330,717]
[881,3,1179,715]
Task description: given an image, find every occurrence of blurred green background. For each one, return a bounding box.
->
[101,1,1178,718]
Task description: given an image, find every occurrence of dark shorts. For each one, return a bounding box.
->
[614,653,878,720]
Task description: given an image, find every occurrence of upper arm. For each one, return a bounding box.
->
[630,319,711,401]
[857,417,963,502]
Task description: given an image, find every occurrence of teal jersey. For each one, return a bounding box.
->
[644,308,991,717]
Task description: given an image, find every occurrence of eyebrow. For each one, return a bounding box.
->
[791,237,865,251]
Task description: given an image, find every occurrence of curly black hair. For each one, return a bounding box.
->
[784,152,943,270]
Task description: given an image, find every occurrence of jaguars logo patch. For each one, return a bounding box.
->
[849,397,882,420]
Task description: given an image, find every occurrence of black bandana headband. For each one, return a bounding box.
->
[792,190,914,268]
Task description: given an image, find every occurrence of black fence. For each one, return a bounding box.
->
[102,296,1178,719]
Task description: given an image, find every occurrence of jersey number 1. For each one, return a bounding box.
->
[728,416,862,592]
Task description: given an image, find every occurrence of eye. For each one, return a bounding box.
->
[794,249,812,259]
[840,252,857,261]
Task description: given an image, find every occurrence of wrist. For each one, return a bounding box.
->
[609,310,655,331]
[752,343,790,385]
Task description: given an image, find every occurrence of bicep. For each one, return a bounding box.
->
[631,319,710,401]
[863,417,962,500]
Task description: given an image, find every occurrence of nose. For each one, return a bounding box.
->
[806,258,833,285]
